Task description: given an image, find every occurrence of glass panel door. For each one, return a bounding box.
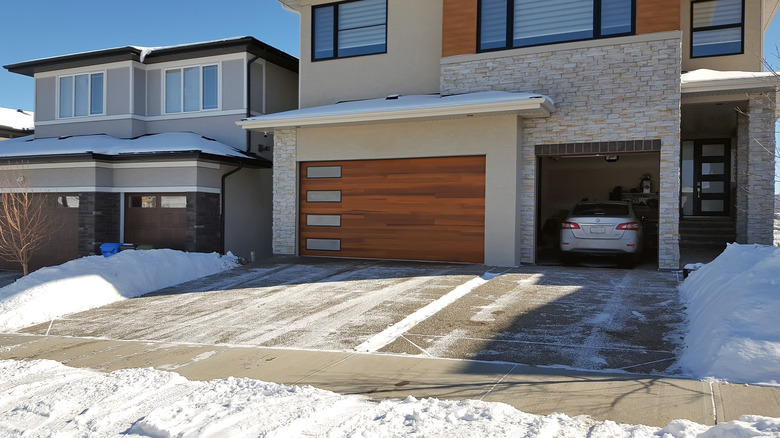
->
[681,139,731,216]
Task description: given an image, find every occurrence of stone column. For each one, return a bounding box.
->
[78,192,120,256]
[744,92,778,244]
[273,129,298,255]
[735,111,749,243]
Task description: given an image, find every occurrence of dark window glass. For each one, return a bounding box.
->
[313,0,387,60]
[572,203,630,216]
[691,0,743,57]
[601,0,633,36]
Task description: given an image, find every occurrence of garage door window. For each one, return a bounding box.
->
[129,195,157,208]
[307,166,342,178]
[161,195,187,208]
[55,196,79,208]
[306,190,342,202]
[306,238,341,251]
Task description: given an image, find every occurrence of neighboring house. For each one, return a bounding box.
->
[0,107,33,139]
[239,0,780,269]
[2,37,298,271]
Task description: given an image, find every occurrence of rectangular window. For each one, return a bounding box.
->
[478,0,634,52]
[691,0,743,57]
[312,0,387,61]
[59,72,104,118]
[165,64,219,113]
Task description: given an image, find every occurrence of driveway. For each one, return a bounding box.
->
[19,258,684,375]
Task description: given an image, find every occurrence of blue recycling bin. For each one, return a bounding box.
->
[100,243,123,257]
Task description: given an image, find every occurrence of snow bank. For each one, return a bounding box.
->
[1,359,778,437]
[679,244,780,385]
[0,249,238,331]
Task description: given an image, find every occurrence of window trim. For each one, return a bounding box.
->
[57,71,106,119]
[311,0,388,62]
[476,0,636,53]
[163,63,221,114]
[690,0,745,59]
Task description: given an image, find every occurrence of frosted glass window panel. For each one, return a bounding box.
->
[74,74,89,117]
[307,166,342,178]
[161,196,187,208]
[165,70,182,113]
[338,0,386,57]
[307,191,342,202]
[183,67,200,112]
[306,239,341,251]
[601,0,632,35]
[702,144,725,157]
[513,0,593,47]
[202,65,218,110]
[480,0,508,50]
[701,200,724,212]
[307,215,342,227]
[701,181,725,194]
[90,73,103,115]
[59,76,73,118]
[702,163,725,175]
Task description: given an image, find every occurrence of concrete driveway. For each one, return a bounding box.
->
[19,258,683,375]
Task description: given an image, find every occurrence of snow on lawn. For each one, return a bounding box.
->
[679,243,780,386]
[0,249,238,332]
[1,359,779,437]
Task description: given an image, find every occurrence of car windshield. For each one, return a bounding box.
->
[571,203,629,216]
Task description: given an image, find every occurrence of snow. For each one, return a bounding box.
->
[0,132,251,159]
[0,107,33,131]
[0,249,238,332]
[241,91,553,123]
[679,243,780,386]
[681,69,777,84]
[1,359,779,437]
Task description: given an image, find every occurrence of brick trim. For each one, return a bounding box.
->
[535,139,662,156]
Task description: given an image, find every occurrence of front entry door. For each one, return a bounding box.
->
[681,140,731,216]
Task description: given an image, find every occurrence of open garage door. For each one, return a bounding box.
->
[537,151,660,267]
[300,156,485,263]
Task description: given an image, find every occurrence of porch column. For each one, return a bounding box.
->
[273,129,298,255]
[743,92,778,244]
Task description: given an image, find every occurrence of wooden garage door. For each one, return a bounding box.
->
[125,194,186,250]
[300,156,485,263]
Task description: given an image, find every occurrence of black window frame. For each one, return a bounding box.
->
[311,0,388,62]
[690,0,745,58]
[476,0,636,53]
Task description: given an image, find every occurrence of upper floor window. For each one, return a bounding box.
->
[165,64,219,113]
[312,0,387,61]
[691,0,743,57]
[59,73,103,118]
[478,0,634,52]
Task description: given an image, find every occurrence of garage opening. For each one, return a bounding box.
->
[299,156,486,263]
[536,146,661,268]
[124,194,187,250]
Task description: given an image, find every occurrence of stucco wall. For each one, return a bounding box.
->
[224,167,273,260]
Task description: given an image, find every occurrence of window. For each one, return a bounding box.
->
[59,73,103,118]
[478,0,634,52]
[312,0,387,60]
[165,64,219,113]
[691,0,743,57]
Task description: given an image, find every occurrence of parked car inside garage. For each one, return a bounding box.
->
[560,201,643,264]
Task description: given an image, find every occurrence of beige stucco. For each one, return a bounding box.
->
[681,0,767,72]
[297,0,443,108]
[296,115,526,266]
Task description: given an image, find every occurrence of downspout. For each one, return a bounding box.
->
[246,52,265,153]
[220,165,243,254]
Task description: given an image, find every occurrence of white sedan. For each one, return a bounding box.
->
[559,201,643,264]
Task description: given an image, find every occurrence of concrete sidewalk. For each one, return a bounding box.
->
[2,333,778,428]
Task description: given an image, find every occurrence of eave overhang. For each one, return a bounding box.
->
[681,70,780,95]
[237,92,555,131]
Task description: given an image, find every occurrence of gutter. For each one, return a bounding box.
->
[220,165,243,254]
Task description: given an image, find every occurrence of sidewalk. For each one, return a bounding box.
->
[1,333,778,428]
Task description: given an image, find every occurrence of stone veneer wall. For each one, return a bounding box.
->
[78,192,120,256]
[744,92,778,243]
[272,129,298,255]
[185,192,220,253]
[736,112,749,243]
[441,35,682,268]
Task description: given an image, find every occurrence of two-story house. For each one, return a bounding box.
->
[2,37,298,270]
[240,0,779,269]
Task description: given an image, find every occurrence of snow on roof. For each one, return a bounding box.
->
[130,36,253,63]
[681,69,779,93]
[238,91,555,130]
[0,107,34,131]
[0,132,250,159]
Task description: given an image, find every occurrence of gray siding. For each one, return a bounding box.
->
[107,67,131,116]
[35,77,56,123]
[250,62,264,114]
[146,114,247,150]
[34,118,144,139]
[222,59,244,111]
[147,69,162,117]
[134,67,146,116]
[266,63,298,114]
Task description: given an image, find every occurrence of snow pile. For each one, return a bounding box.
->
[0,249,238,331]
[1,359,779,437]
[0,107,33,131]
[679,244,780,385]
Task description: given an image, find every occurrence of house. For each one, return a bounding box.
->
[0,107,33,139]
[2,37,298,270]
[239,0,780,269]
